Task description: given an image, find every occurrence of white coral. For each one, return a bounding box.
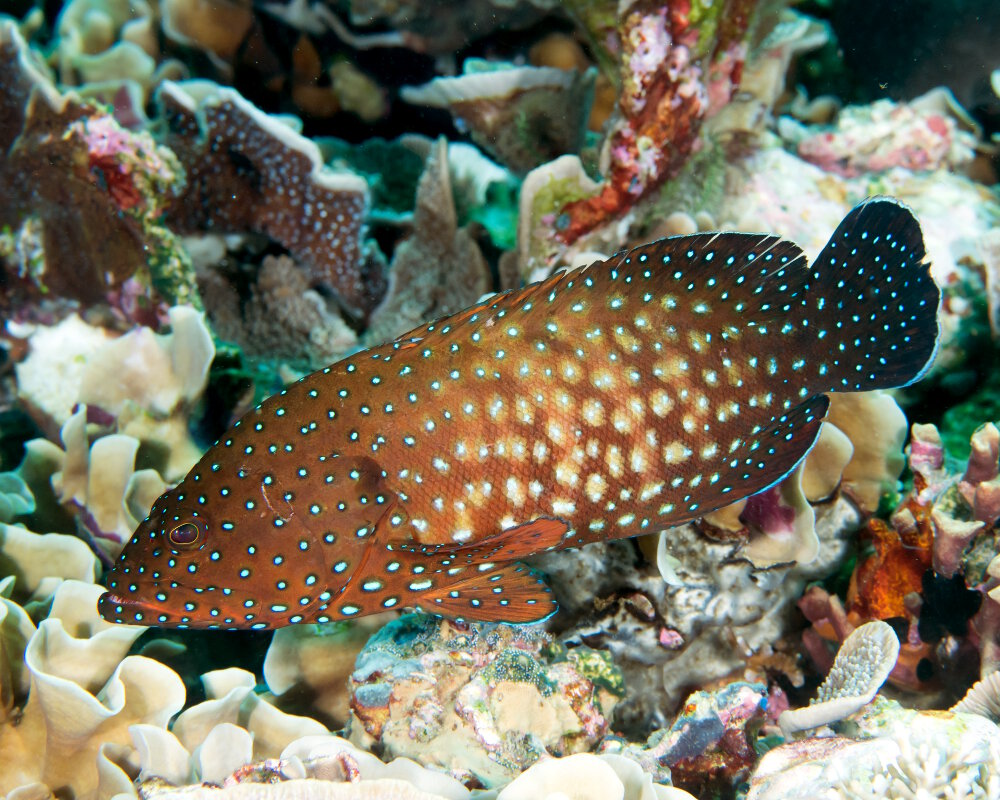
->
[779,620,899,737]
[836,725,1000,800]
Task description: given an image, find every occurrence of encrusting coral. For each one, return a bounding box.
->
[548,1,760,247]
[347,613,623,788]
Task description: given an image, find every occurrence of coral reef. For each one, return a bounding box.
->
[402,60,596,175]
[201,255,358,371]
[348,613,623,787]
[749,699,1000,799]
[15,306,213,481]
[533,490,861,733]
[553,1,758,244]
[0,0,999,798]
[365,139,491,345]
[0,21,197,316]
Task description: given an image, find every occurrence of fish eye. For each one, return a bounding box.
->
[168,521,204,549]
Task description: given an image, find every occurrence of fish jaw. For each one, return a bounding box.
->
[97,578,323,630]
[97,582,233,629]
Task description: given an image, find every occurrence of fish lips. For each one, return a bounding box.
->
[97,588,163,625]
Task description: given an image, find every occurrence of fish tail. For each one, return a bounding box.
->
[808,197,940,393]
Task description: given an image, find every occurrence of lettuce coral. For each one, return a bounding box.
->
[15,306,213,483]
[0,580,184,799]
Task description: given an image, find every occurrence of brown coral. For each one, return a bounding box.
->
[0,22,189,313]
[202,255,358,369]
[158,80,383,315]
[365,139,490,345]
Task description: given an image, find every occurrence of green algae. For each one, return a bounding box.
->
[318,137,424,221]
[460,180,519,251]
[146,225,200,310]
[482,648,556,696]
[558,644,626,699]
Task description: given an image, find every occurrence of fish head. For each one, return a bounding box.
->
[98,470,332,629]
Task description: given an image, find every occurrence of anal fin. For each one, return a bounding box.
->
[398,517,572,564]
[417,563,558,624]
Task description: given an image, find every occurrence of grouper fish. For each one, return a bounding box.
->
[98,198,939,628]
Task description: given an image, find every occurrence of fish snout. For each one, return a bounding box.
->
[97,589,159,625]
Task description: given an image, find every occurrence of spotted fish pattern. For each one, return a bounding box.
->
[99,198,939,628]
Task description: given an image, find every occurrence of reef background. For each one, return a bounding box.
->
[1,0,999,798]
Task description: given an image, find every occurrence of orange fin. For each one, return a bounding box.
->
[417,563,558,623]
[397,517,572,565]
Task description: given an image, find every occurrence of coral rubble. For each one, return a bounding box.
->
[348,614,623,787]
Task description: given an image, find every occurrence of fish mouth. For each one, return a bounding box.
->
[98,583,213,627]
[97,589,165,625]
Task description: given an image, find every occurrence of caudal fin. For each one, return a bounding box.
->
[809,197,940,392]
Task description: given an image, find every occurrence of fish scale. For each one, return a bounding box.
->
[99,197,940,628]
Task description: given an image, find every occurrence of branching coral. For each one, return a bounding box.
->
[749,703,1000,800]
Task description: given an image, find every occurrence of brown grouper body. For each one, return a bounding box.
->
[99,198,939,628]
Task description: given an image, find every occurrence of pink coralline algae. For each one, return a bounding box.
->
[556,0,756,244]
[796,98,977,177]
[157,81,383,315]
